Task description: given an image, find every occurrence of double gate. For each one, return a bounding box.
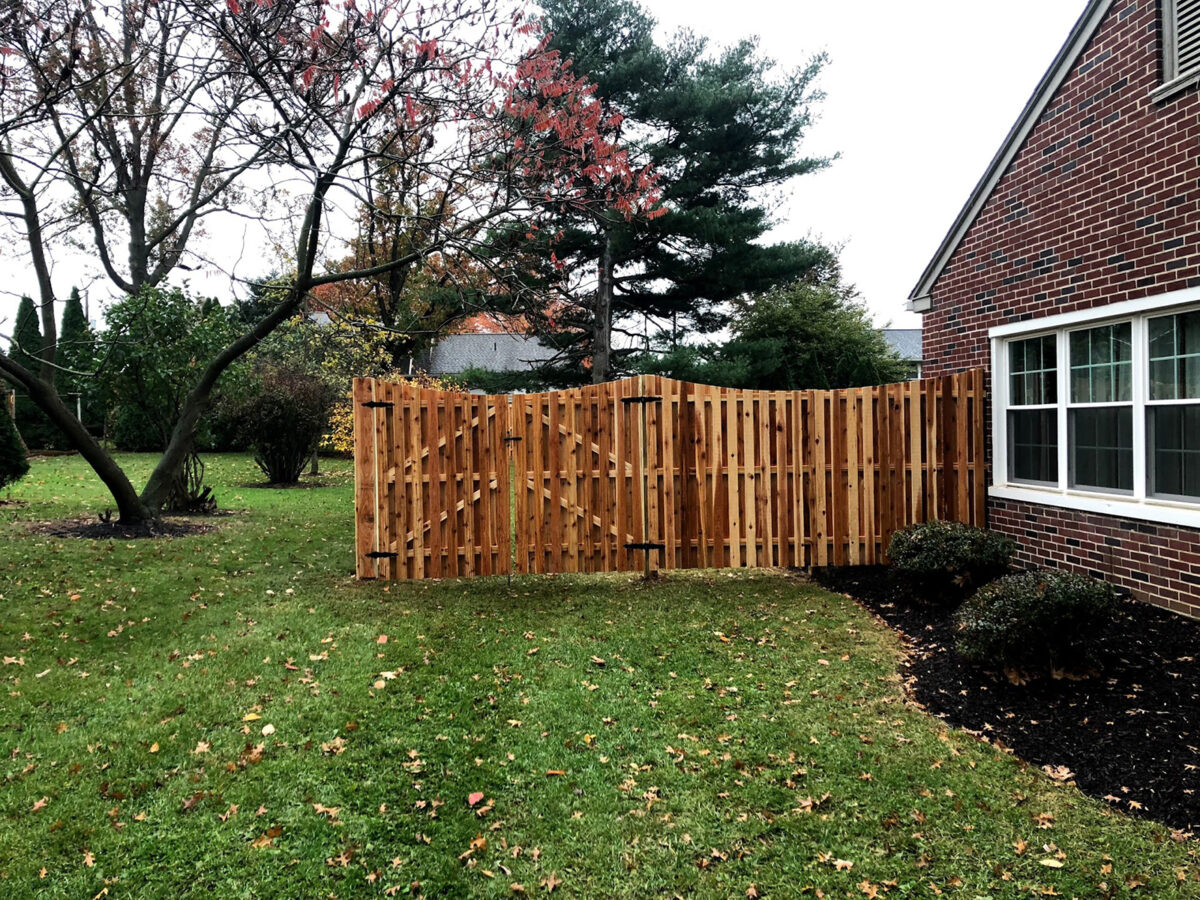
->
[353,372,986,580]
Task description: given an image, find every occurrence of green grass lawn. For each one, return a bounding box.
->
[1,454,1197,898]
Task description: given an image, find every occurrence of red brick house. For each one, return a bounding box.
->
[911,0,1200,617]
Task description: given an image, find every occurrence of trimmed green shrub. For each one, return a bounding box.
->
[237,367,336,484]
[954,570,1119,675]
[0,397,30,490]
[887,520,1015,595]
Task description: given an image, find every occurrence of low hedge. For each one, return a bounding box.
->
[887,520,1015,598]
[954,569,1119,676]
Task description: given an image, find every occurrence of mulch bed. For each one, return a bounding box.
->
[25,516,217,539]
[815,566,1200,834]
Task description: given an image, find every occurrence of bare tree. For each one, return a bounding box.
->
[0,0,658,523]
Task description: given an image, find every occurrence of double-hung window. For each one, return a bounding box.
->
[991,292,1200,526]
[1147,310,1200,499]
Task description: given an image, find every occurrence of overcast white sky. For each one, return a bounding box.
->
[0,0,1087,336]
[643,0,1088,329]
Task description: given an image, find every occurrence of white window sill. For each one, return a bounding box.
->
[989,484,1200,529]
[1149,70,1200,104]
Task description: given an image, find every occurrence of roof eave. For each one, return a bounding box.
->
[906,0,1115,305]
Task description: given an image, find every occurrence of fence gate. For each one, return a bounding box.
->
[354,371,987,580]
[353,378,510,579]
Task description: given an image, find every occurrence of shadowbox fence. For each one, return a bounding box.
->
[353,371,986,580]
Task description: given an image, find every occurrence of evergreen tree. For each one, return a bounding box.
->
[10,295,43,375]
[507,0,836,384]
[8,296,60,449]
[633,280,910,391]
[0,387,30,491]
[58,288,101,435]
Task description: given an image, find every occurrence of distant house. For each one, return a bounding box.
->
[881,328,923,379]
[416,312,557,380]
[910,0,1200,617]
[420,332,557,378]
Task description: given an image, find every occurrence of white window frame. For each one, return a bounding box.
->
[990,287,1200,528]
[1153,0,1200,102]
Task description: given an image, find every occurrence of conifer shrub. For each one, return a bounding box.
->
[0,397,30,491]
[887,520,1015,599]
[954,570,1119,676]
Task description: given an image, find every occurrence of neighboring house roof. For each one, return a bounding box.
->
[907,0,1113,309]
[421,332,556,375]
[882,328,923,361]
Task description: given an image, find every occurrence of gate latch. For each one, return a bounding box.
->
[361,401,395,409]
[620,396,662,405]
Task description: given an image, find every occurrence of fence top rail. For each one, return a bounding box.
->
[351,371,985,403]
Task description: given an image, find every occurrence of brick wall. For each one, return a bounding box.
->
[990,498,1200,618]
[921,0,1200,617]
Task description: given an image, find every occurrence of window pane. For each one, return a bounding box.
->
[1150,404,1200,499]
[1009,336,1056,405]
[1149,310,1200,401]
[1070,407,1133,492]
[1070,322,1131,403]
[1009,409,1058,484]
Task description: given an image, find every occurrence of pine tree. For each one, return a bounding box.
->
[58,288,100,434]
[8,296,60,449]
[10,295,43,375]
[509,0,837,384]
[0,387,30,491]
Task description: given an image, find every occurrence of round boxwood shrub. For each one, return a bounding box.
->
[954,569,1119,676]
[887,520,1015,596]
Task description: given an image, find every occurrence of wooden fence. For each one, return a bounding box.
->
[353,370,986,580]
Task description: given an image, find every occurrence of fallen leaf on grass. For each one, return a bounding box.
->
[541,873,562,892]
[1039,858,1064,868]
[468,792,485,807]
[31,797,48,812]
[261,723,275,737]
[1042,765,1075,782]
[242,713,261,722]
[82,850,95,867]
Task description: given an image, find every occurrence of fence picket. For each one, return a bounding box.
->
[354,372,987,580]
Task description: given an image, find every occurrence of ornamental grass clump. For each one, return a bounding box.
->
[887,520,1015,600]
[954,570,1119,677]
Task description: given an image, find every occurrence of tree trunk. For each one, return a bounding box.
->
[1,362,151,521]
[592,230,614,384]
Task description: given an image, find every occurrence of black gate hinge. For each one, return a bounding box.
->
[625,542,666,552]
[361,400,395,409]
[502,435,523,443]
[365,551,399,559]
[620,395,663,405]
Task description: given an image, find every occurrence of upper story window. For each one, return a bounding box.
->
[1164,0,1200,84]
[990,291,1200,528]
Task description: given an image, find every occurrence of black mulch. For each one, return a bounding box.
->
[815,566,1200,834]
[25,516,216,539]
